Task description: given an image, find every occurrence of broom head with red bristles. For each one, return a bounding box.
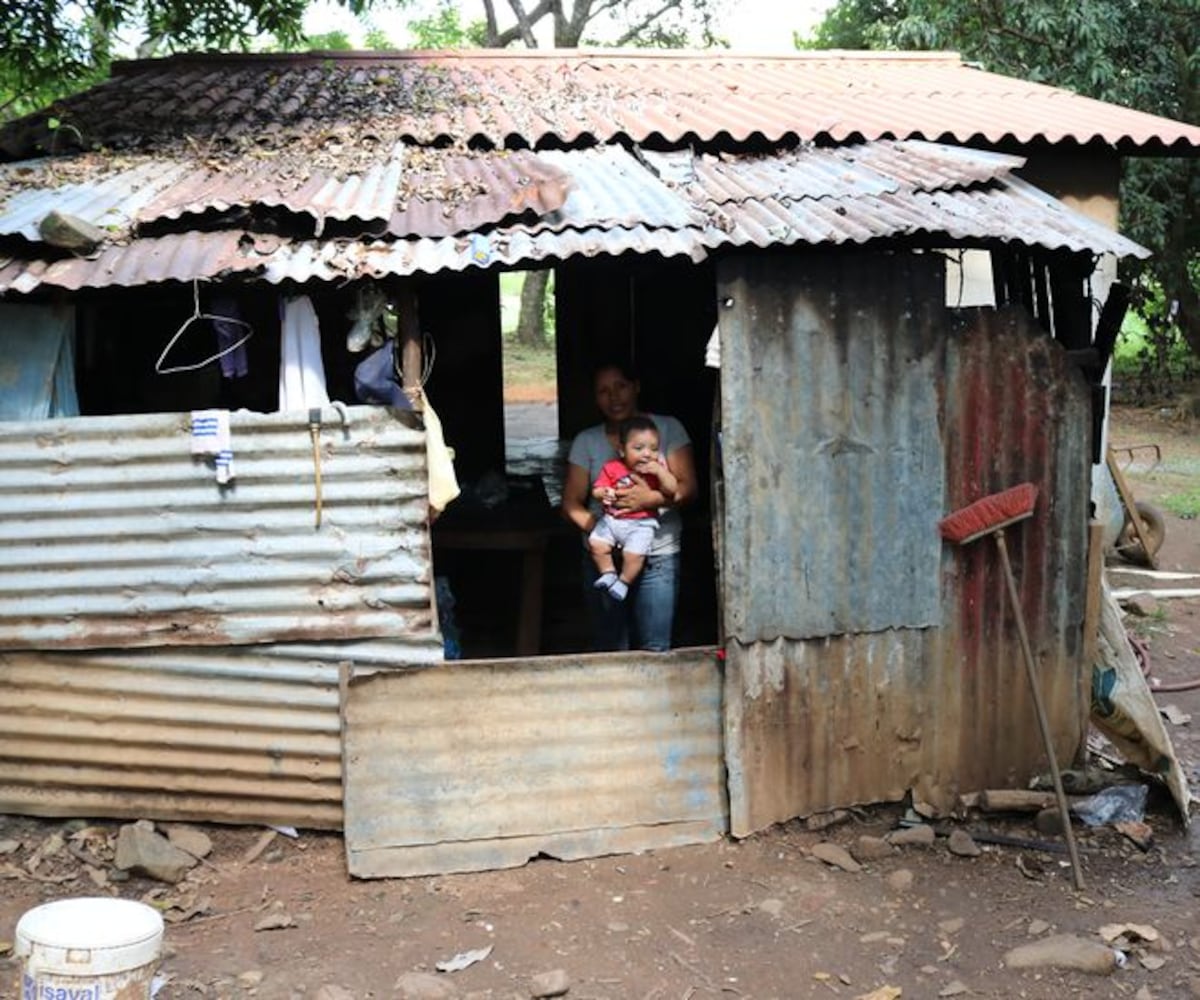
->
[939,483,1038,546]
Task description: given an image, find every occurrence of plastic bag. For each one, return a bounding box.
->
[353,341,412,409]
[1071,784,1148,827]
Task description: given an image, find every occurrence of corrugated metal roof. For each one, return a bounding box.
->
[0,157,189,241]
[2,50,1197,160]
[717,254,1092,834]
[0,141,1147,293]
[344,649,726,877]
[143,143,408,234]
[0,636,442,828]
[0,405,435,650]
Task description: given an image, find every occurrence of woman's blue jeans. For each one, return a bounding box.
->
[583,550,680,652]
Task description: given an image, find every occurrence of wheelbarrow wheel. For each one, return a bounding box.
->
[1116,500,1166,565]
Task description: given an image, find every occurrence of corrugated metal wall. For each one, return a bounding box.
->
[343,650,727,877]
[0,405,433,649]
[719,251,944,640]
[718,251,1091,835]
[0,637,443,827]
[0,403,442,828]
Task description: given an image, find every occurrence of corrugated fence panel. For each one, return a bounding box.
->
[344,649,726,877]
[938,307,1091,798]
[0,405,434,650]
[723,630,936,835]
[0,636,443,828]
[719,252,1092,835]
[719,250,945,642]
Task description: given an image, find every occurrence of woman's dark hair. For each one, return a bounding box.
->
[592,359,639,383]
[619,415,658,444]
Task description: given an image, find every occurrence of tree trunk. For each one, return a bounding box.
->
[516,271,550,347]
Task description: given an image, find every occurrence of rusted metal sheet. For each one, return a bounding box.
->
[0,158,189,242]
[0,644,342,827]
[0,142,1147,295]
[697,165,1148,259]
[144,143,407,232]
[2,51,1197,161]
[0,636,442,827]
[0,405,434,650]
[666,143,1024,205]
[718,253,1091,835]
[343,649,726,877]
[719,251,945,641]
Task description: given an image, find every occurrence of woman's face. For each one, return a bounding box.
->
[594,367,639,424]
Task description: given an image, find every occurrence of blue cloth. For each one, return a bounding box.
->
[353,341,413,410]
[582,550,680,652]
[0,304,79,421]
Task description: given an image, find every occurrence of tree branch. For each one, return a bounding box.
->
[481,0,500,45]
[491,0,554,47]
[506,0,539,47]
[615,0,684,46]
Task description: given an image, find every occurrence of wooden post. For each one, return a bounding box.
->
[395,281,423,410]
[1106,448,1157,568]
[1079,519,1106,763]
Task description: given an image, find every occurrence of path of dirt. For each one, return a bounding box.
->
[3,406,1199,1000]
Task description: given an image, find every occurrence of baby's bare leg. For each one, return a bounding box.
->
[589,537,616,576]
[620,551,645,584]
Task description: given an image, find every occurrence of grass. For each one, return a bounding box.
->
[1161,487,1200,519]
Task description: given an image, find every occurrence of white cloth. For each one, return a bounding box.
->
[191,409,234,484]
[421,391,460,514]
[704,324,721,369]
[278,295,330,412]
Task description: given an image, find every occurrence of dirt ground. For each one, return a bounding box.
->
[3,405,1200,1000]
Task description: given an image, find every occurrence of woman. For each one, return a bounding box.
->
[561,363,696,651]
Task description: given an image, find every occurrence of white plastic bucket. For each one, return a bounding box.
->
[16,897,164,1000]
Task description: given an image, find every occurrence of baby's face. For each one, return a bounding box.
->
[621,429,660,471]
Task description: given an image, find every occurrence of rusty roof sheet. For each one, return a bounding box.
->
[0,141,1147,294]
[1,50,1197,163]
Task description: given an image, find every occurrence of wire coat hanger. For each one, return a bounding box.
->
[156,279,254,375]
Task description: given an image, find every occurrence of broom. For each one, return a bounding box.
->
[939,483,1085,891]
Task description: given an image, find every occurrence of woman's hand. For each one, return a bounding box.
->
[612,473,663,513]
[561,462,598,533]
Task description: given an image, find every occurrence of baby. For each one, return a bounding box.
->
[589,415,678,601]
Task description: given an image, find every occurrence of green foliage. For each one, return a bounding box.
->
[362,25,395,50]
[303,29,355,50]
[407,1,485,49]
[0,0,377,117]
[794,0,901,50]
[799,0,1200,372]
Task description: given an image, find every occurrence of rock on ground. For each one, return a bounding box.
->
[114,822,197,884]
[1003,934,1117,975]
[529,968,570,997]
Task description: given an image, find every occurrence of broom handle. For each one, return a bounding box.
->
[994,530,1085,891]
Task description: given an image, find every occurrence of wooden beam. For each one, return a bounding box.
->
[395,281,423,409]
[1107,448,1158,569]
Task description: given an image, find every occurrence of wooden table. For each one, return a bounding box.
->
[433,524,550,656]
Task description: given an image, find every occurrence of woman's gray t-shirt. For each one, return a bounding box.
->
[567,414,690,556]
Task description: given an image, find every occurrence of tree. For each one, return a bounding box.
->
[799,0,1200,369]
[0,0,377,118]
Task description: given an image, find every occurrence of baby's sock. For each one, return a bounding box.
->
[608,579,629,601]
[594,571,618,591]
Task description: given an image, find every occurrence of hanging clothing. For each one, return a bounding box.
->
[191,409,235,484]
[211,296,250,379]
[278,295,329,412]
[0,303,80,421]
